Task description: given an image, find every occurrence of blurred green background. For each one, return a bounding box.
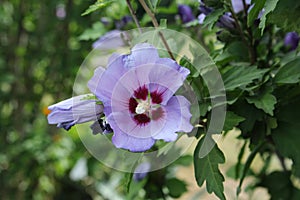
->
[0,0,122,199]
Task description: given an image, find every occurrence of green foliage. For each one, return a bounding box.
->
[268,0,300,32]
[81,0,115,16]
[166,178,187,198]
[222,65,268,91]
[223,111,245,132]
[194,137,226,200]
[247,0,266,27]
[246,90,277,116]
[258,0,279,34]
[274,57,300,84]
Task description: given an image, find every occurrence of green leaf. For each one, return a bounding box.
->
[81,0,115,16]
[275,57,300,84]
[292,188,300,200]
[259,171,293,200]
[272,100,300,178]
[194,137,226,200]
[268,0,300,32]
[247,0,266,27]
[222,65,268,91]
[258,0,279,34]
[246,92,277,116]
[223,111,245,132]
[126,175,147,200]
[237,140,265,195]
[202,9,224,30]
[166,178,187,198]
[78,22,106,41]
[172,155,193,166]
[272,122,300,178]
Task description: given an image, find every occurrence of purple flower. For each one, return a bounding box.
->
[178,4,195,23]
[231,0,251,13]
[47,94,103,130]
[133,162,151,181]
[88,43,193,152]
[284,32,300,51]
[92,30,127,50]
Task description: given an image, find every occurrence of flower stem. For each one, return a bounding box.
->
[125,0,142,33]
[228,2,256,64]
[138,0,176,60]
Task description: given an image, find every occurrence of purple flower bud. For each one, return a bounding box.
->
[284,32,300,51]
[218,13,235,29]
[178,4,195,23]
[133,162,151,181]
[115,15,133,29]
[92,30,127,50]
[199,5,212,15]
[47,95,103,130]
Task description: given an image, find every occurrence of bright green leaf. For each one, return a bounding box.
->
[275,57,300,84]
[194,137,226,200]
[81,0,115,16]
[246,92,277,116]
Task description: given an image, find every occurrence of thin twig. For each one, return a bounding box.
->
[125,0,142,33]
[138,0,176,60]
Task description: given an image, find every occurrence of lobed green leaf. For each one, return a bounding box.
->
[194,137,226,200]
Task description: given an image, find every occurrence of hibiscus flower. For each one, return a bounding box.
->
[88,43,193,152]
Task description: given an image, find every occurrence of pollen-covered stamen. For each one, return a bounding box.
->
[135,100,151,114]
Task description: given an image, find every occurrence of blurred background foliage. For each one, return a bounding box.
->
[0,0,116,199]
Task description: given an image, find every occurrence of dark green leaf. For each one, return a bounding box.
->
[292,188,300,200]
[222,65,268,91]
[247,0,266,27]
[275,57,300,84]
[246,92,277,116]
[237,140,265,195]
[268,0,300,32]
[258,0,279,34]
[166,178,187,198]
[194,137,226,200]
[223,111,245,132]
[272,122,300,178]
[272,100,300,178]
[259,171,293,200]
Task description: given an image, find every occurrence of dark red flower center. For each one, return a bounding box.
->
[128,85,164,126]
